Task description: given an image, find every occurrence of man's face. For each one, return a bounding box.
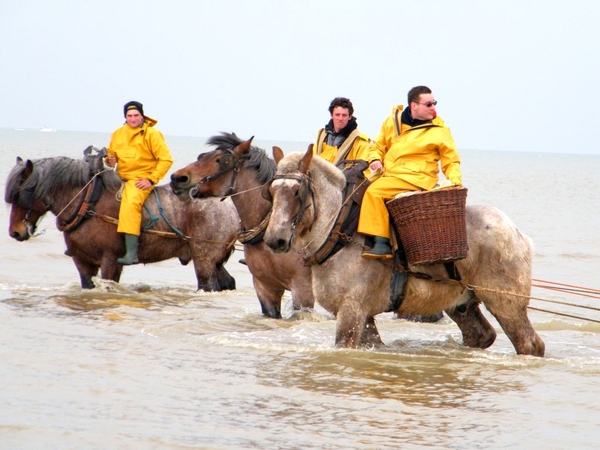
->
[411,93,437,121]
[331,106,351,133]
[125,110,144,128]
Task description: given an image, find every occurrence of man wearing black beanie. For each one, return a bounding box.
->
[105,101,173,265]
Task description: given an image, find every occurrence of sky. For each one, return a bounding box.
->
[1,0,599,155]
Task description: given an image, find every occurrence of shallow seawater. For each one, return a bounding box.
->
[1,129,599,449]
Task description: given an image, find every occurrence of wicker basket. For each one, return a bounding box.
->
[386,186,468,265]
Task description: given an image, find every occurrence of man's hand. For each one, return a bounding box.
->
[106,155,117,167]
[369,160,383,172]
[135,178,153,189]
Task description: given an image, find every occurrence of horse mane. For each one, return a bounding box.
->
[277,151,347,192]
[4,156,122,203]
[206,132,276,184]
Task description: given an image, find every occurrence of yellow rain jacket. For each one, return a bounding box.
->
[313,128,371,166]
[358,105,462,238]
[107,116,173,235]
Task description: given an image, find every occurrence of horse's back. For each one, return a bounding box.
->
[465,204,533,261]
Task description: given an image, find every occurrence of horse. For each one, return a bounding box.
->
[169,132,314,318]
[5,146,238,291]
[263,143,546,356]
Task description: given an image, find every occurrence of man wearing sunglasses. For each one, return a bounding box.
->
[358,85,462,259]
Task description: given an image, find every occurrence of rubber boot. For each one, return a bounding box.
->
[361,236,393,260]
[117,233,139,265]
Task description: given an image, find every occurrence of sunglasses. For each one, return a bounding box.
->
[418,100,438,107]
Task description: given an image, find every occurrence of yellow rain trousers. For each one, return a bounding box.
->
[107,117,173,235]
[357,106,462,239]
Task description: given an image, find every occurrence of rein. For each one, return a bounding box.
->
[187,148,272,246]
[189,149,251,201]
[304,172,369,266]
[57,172,104,232]
[281,160,369,265]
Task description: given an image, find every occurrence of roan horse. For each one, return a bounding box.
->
[170,132,314,318]
[263,144,546,356]
[5,146,238,291]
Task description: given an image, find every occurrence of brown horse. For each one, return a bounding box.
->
[5,146,238,291]
[170,132,314,318]
[263,144,545,356]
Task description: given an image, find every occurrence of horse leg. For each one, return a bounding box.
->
[290,275,315,311]
[191,258,224,292]
[335,307,367,348]
[71,257,99,289]
[481,293,545,357]
[214,264,236,291]
[445,299,497,349]
[360,315,384,347]
[252,279,284,319]
[100,257,123,283]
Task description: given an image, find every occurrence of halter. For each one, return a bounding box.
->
[189,148,252,200]
[16,185,51,237]
[269,172,314,248]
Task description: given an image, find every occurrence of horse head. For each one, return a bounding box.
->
[263,144,320,254]
[170,133,254,200]
[5,157,50,241]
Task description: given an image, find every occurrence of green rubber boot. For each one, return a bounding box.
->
[117,233,139,265]
[361,236,393,260]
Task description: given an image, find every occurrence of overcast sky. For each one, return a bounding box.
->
[1,0,599,154]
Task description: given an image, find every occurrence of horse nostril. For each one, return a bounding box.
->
[273,239,289,252]
[170,173,188,184]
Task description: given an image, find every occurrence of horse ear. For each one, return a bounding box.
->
[234,136,254,156]
[24,159,34,177]
[272,146,284,164]
[261,182,272,202]
[298,144,314,174]
[16,156,23,164]
[83,145,93,156]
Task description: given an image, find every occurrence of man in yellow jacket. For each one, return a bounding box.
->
[106,101,173,265]
[358,86,462,260]
[313,97,370,168]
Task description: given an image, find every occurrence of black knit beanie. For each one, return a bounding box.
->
[123,101,144,117]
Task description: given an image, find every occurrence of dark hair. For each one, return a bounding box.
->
[328,97,354,116]
[407,86,432,105]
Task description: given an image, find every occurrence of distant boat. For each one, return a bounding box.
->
[40,126,56,132]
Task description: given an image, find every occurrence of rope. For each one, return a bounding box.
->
[533,278,600,293]
[144,189,186,238]
[297,176,371,256]
[532,278,600,297]
[93,213,236,247]
[467,283,600,323]
[532,284,600,300]
[527,307,600,324]
[218,183,266,200]
[36,169,111,235]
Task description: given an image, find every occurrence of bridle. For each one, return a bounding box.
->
[189,148,252,200]
[16,185,51,237]
[266,171,315,247]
